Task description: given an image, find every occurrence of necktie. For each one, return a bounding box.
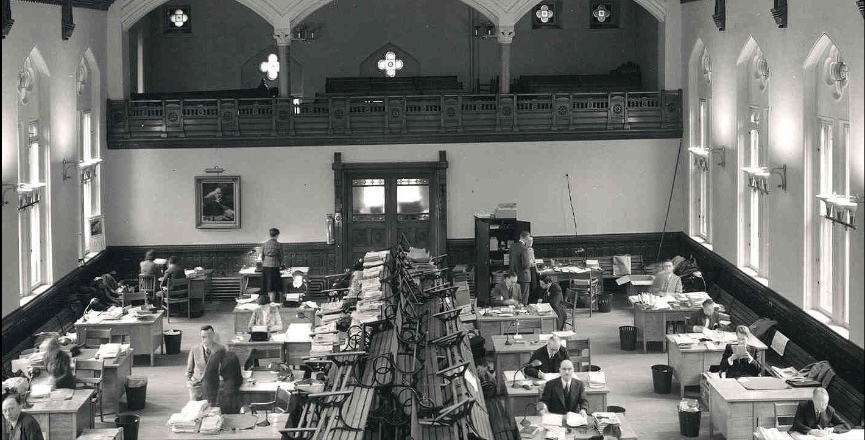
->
[564,381,571,407]
[816,411,821,424]
[204,348,210,363]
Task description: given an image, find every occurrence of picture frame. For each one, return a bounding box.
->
[88,215,105,253]
[195,175,240,229]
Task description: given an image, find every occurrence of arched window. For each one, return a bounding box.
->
[688,39,713,245]
[17,49,52,296]
[803,35,851,332]
[78,50,104,259]
[736,39,770,282]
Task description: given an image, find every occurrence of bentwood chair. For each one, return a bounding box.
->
[74,358,105,421]
[159,277,190,322]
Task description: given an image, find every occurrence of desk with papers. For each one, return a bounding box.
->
[667,332,767,397]
[74,310,164,366]
[515,412,637,440]
[629,293,712,353]
[76,347,132,415]
[237,266,309,297]
[491,332,578,386]
[754,427,865,440]
[476,307,558,350]
[502,370,609,417]
[231,303,318,334]
[705,376,815,440]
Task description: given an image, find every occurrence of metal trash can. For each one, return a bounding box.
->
[678,399,701,437]
[125,376,147,410]
[115,414,140,440]
[597,293,613,312]
[619,326,637,351]
[163,330,182,355]
[651,364,673,394]
[607,405,626,414]
[582,364,602,372]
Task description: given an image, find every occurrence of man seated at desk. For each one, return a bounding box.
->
[649,260,683,295]
[538,275,567,331]
[537,360,588,416]
[718,325,761,379]
[791,387,850,437]
[3,393,44,440]
[689,298,726,332]
[525,335,570,379]
[489,272,521,307]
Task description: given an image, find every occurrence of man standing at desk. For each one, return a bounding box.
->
[187,325,225,401]
[538,360,588,416]
[791,387,849,436]
[525,335,570,379]
[649,260,683,295]
[510,231,533,306]
[538,275,567,331]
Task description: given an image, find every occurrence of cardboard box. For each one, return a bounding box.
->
[616,275,655,297]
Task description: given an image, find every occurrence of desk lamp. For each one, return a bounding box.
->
[512,360,543,388]
[520,403,536,427]
[504,320,520,345]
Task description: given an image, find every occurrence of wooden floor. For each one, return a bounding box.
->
[90,294,724,440]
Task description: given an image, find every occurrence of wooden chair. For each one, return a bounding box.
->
[74,358,105,422]
[81,328,113,348]
[160,277,190,322]
[568,338,592,372]
[138,274,159,302]
[774,402,799,431]
[121,290,147,307]
[249,386,292,419]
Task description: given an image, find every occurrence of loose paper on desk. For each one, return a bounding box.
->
[541,412,563,426]
[544,426,566,440]
[566,411,588,427]
[674,334,696,345]
[588,371,606,387]
[552,330,575,338]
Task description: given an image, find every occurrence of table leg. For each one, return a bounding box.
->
[681,382,685,398]
[240,275,248,297]
[643,339,647,354]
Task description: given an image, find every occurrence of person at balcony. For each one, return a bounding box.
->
[37,337,76,390]
[791,387,850,436]
[649,260,683,295]
[3,393,45,440]
[537,360,588,416]
[202,186,235,221]
[525,335,570,379]
[509,231,533,306]
[689,298,726,332]
[489,271,520,307]
[538,275,567,331]
[140,249,162,278]
[261,228,284,304]
[718,325,761,379]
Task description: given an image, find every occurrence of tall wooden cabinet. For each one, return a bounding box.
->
[474,216,531,301]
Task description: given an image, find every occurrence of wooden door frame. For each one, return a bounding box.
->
[332,151,448,269]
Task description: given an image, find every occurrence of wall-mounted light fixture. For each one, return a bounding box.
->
[11,182,46,210]
[816,193,863,229]
[80,158,102,183]
[742,165,786,195]
[291,25,317,42]
[62,158,78,181]
[473,22,496,39]
[203,166,225,174]
[688,146,726,171]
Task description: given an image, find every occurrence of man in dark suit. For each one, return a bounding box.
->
[509,231,533,306]
[525,335,570,379]
[791,387,850,435]
[689,298,725,332]
[538,275,567,331]
[538,360,589,416]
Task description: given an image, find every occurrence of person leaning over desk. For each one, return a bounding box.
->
[538,275,567,331]
[718,325,760,379]
[689,298,726,332]
[525,335,570,379]
[3,393,44,440]
[791,387,850,436]
[537,360,589,416]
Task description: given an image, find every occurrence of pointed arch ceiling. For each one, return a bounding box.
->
[117,0,668,31]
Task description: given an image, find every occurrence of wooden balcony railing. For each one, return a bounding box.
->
[107,90,682,148]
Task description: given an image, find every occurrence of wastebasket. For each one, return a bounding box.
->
[619,326,637,351]
[163,330,182,355]
[678,399,701,437]
[597,293,613,313]
[581,364,602,372]
[651,364,673,394]
[607,405,626,414]
[115,414,140,440]
[575,291,589,308]
[125,376,147,410]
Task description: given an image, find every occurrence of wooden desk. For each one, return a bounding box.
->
[491,334,583,386]
[164,413,288,439]
[237,370,295,407]
[705,376,814,440]
[77,428,123,440]
[1,389,94,440]
[237,267,309,297]
[226,327,312,369]
[632,303,699,353]
[502,371,609,417]
[476,310,557,350]
[515,413,637,439]
[666,333,768,397]
[231,305,317,335]
[74,311,164,366]
[76,348,133,415]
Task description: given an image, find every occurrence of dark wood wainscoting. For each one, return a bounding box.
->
[677,233,864,393]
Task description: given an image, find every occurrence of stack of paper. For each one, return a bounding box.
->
[198,411,224,434]
[314,322,337,334]
[362,266,382,279]
[592,412,620,432]
[320,313,342,325]
[770,366,798,380]
[588,371,606,388]
[309,341,335,356]
[29,383,52,398]
[96,343,122,359]
[320,301,344,315]
[674,335,696,345]
[565,411,587,427]
[167,400,209,432]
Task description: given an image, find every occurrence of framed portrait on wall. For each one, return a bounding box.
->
[195,175,240,229]
[88,215,105,253]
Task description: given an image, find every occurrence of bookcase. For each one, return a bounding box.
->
[474,216,531,301]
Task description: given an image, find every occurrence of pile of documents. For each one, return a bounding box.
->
[198,409,224,434]
[592,412,620,432]
[362,265,383,279]
[167,400,209,432]
[588,371,606,388]
[770,366,798,380]
[363,250,389,266]
[95,343,129,359]
[320,301,344,315]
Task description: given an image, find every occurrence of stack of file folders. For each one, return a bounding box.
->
[320,301,344,315]
[198,410,224,434]
[362,266,382,279]
[363,250,389,266]
[167,400,209,433]
[591,412,620,432]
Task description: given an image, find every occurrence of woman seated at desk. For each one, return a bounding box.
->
[161,256,187,291]
[283,270,308,307]
[32,337,75,390]
[718,325,761,379]
[247,294,284,333]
